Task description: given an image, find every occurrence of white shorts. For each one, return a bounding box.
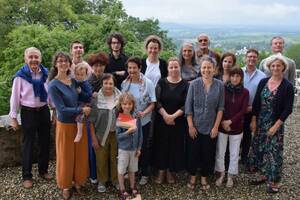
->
[117,149,139,175]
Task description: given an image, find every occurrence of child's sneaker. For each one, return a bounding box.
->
[97,182,106,193]
[139,176,148,185]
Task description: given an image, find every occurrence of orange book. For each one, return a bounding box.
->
[117,113,137,129]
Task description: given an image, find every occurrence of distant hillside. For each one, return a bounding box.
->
[160,22,300,52]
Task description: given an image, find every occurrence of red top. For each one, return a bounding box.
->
[219,87,249,135]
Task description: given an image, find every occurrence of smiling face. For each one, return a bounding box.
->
[271,38,284,53]
[245,52,258,68]
[269,59,285,77]
[55,56,70,75]
[200,60,215,79]
[168,60,181,78]
[182,45,194,61]
[146,41,160,60]
[25,50,41,72]
[222,56,234,71]
[71,43,84,58]
[127,61,140,80]
[121,98,134,115]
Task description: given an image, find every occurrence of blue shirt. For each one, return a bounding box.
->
[121,75,156,126]
[242,66,266,105]
[48,79,85,123]
[185,78,224,135]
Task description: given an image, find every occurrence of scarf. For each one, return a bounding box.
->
[225,81,243,94]
[14,64,48,102]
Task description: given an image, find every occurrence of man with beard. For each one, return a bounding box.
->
[105,32,128,89]
[9,47,52,188]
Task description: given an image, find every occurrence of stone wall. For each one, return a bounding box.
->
[0,115,55,168]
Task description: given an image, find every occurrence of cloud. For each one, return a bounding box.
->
[122,0,300,26]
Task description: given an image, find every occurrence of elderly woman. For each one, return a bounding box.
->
[185,56,224,191]
[121,57,156,186]
[215,67,249,187]
[9,47,52,189]
[153,57,189,184]
[179,42,200,82]
[48,52,91,199]
[216,52,237,82]
[89,73,121,193]
[141,35,167,87]
[248,54,294,193]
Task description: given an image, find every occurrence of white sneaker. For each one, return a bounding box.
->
[216,175,225,187]
[97,182,106,193]
[226,177,234,187]
[89,178,98,184]
[139,176,148,185]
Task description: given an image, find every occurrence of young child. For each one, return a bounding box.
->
[116,93,143,200]
[74,63,92,142]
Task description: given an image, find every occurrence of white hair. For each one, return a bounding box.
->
[264,53,288,71]
[24,47,41,57]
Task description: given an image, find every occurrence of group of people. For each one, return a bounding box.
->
[9,33,295,199]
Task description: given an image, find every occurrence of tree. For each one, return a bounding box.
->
[286,44,300,69]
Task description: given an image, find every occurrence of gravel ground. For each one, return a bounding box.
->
[1,106,300,200]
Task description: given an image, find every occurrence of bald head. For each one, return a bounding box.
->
[197,33,210,50]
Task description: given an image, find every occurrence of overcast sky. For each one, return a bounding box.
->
[122,0,300,26]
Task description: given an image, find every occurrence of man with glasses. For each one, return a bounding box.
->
[259,36,296,86]
[106,32,128,89]
[196,33,220,66]
[241,49,266,167]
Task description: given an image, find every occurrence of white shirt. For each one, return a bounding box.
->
[144,58,161,86]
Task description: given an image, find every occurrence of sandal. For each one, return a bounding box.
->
[130,186,140,197]
[154,171,166,184]
[119,190,129,200]
[200,183,210,191]
[62,189,72,200]
[250,176,267,185]
[166,171,176,184]
[187,181,196,190]
[266,183,279,193]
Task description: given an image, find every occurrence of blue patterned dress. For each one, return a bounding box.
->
[248,85,284,183]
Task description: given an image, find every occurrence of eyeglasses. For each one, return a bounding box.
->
[198,39,208,42]
[56,60,69,64]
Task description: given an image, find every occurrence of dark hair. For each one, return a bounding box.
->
[219,52,237,74]
[48,52,72,81]
[246,48,259,56]
[144,35,163,50]
[117,92,136,114]
[101,73,116,86]
[87,52,109,67]
[229,67,244,84]
[125,57,142,69]
[106,32,126,53]
[70,40,84,50]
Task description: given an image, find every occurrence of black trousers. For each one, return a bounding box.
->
[186,133,217,177]
[139,122,151,177]
[241,113,253,164]
[20,105,51,180]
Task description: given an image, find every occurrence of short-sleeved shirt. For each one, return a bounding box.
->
[121,76,156,126]
[185,78,224,135]
[242,66,266,105]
